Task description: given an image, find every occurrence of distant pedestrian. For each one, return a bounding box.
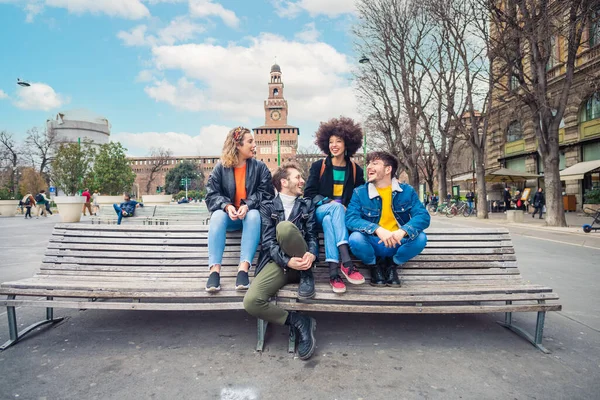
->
[82,188,93,216]
[113,193,144,225]
[22,193,36,219]
[92,190,99,214]
[513,190,525,211]
[503,188,512,213]
[35,190,49,218]
[532,188,545,219]
[466,190,475,212]
[424,192,430,207]
[45,200,53,215]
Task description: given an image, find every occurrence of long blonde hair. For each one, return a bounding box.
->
[221,126,251,168]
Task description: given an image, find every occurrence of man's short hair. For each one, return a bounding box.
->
[367,151,399,178]
[272,162,301,192]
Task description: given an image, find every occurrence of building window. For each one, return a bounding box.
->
[546,36,560,70]
[590,9,600,47]
[509,73,519,91]
[507,121,523,142]
[581,93,600,122]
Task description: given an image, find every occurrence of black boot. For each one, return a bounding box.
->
[289,312,317,360]
[298,268,316,299]
[370,260,386,287]
[385,262,402,287]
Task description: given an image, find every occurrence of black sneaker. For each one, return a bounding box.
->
[235,270,250,291]
[205,271,221,292]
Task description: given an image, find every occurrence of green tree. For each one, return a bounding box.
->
[51,141,96,196]
[164,161,204,195]
[92,142,136,195]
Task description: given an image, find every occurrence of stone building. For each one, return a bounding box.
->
[486,5,600,209]
[47,109,110,150]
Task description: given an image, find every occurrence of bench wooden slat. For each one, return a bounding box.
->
[278,303,561,314]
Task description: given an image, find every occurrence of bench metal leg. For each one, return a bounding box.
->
[1,296,64,351]
[497,300,550,354]
[256,319,268,352]
[288,325,296,354]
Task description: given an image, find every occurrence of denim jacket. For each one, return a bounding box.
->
[345,179,430,240]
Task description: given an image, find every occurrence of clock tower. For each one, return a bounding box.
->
[253,63,299,171]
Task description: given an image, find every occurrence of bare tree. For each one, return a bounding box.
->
[144,147,173,195]
[23,126,58,183]
[0,131,21,195]
[427,0,495,219]
[484,0,597,226]
[354,0,435,187]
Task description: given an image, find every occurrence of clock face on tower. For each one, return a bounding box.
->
[271,110,281,121]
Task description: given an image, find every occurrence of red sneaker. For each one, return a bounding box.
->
[340,264,366,285]
[329,276,347,294]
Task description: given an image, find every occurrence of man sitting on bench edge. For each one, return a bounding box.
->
[243,162,319,360]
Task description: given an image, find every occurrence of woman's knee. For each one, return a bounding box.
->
[244,209,261,224]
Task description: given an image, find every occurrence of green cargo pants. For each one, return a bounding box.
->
[243,221,308,325]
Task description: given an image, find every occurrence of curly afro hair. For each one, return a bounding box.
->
[314,116,363,157]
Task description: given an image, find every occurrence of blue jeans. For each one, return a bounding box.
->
[467,200,474,212]
[113,204,125,225]
[315,202,348,263]
[348,231,428,266]
[208,209,261,268]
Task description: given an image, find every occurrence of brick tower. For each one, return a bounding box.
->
[253,63,299,171]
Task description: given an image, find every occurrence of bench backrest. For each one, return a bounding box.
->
[43,225,518,285]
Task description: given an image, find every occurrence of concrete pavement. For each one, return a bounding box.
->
[0,214,599,399]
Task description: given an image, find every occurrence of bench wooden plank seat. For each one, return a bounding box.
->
[1,224,561,354]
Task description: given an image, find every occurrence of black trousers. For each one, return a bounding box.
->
[25,207,32,218]
[532,206,543,218]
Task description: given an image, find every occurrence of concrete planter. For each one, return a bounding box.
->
[54,196,86,223]
[583,203,600,212]
[506,210,524,223]
[0,200,19,217]
[97,195,124,205]
[142,195,172,206]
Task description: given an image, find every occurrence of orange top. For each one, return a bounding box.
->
[233,165,247,208]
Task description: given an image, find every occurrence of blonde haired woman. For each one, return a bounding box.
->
[205,127,274,292]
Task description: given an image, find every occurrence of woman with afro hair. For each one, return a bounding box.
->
[304,117,366,293]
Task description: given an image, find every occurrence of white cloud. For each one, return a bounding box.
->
[3,0,151,21]
[135,69,155,82]
[46,0,150,19]
[0,89,8,100]
[117,16,205,47]
[295,22,320,42]
[112,124,231,156]
[273,0,356,18]
[144,33,358,124]
[189,0,239,28]
[13,82,69,111]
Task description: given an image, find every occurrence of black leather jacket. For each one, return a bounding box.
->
[205,158,274,213]
[256,195,319,276]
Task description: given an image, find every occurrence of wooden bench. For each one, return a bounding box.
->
[150,205,211,225]
[0,224,561,354]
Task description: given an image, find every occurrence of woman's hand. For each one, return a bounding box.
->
[225,204,238,220]
[237,204,249,220]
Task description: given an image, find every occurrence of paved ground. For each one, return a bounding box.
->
[0,213,599,399]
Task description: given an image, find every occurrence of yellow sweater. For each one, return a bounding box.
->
[376,186,399,231]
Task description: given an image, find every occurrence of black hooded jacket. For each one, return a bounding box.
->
[255,195,319,276]
[205,158,274,213]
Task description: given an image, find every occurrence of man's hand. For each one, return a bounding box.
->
[288,257,312,271]
[225,204,238,220]
[301,252,316,268]
[392,229,407,243]
[376,227,400,248]
[237,204,249,220]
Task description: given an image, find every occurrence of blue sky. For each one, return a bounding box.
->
[0,0,361,156]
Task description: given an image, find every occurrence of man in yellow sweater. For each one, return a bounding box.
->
[346,152,430,287]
